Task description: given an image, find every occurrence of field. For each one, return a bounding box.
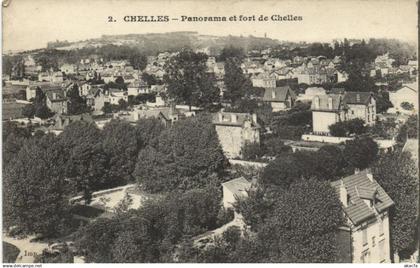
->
[2,102,28,120]
[3,241,20,263]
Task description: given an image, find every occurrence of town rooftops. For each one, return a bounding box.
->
[331,170,394,226]
[212,112,260,128]
[311,94,346,112]
[343,91,374,105]
[221,177,252,198]
[263,86,296,102]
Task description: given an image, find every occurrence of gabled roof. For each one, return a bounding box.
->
[222,177,251,197]
[263,86,296,102]
[311,94,345,112]
[343,91,374,105]
[331,170,394,226]
[212,112,260,128]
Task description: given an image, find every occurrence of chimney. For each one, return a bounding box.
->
[231,114,237,123]
[272,90,276,99]
[328,97,333,109]
[354,168,360,174]
[339,180,348,207]
[218,113,223,122]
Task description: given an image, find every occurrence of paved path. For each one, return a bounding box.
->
[3,234,49,263]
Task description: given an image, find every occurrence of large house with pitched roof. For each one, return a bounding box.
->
[332,170,394,263]
[344,91,376,126]
[212,112,261,158]
[45,89,68,114]
[263,86,297,112]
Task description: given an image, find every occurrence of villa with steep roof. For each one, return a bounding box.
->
[212,112,260,158]
[331,170,394,263]
[311,94,347,134]
[263,86,297,112]
[343,92,376,126]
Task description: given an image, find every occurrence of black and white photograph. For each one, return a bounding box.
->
[1,0,419,264]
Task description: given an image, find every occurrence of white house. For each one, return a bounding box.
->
[331,170,394,263]
[311,94,347,134]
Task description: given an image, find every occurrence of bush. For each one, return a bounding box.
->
[241,142,264,161]
[216,207,235,226]
[329,119,366,137]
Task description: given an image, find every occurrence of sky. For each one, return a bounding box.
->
[3,0,418,52]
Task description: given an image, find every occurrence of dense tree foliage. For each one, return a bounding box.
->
[164,49,219,110]
[67,84,90,115]
[343,136,379,170]
[134,115,226,193]
[3,135,70,237]
[76,186,225,263]
[329,118,366,137]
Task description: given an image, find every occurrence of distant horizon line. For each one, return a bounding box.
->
[4,31,417,54]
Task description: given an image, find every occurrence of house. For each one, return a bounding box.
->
[45,89,68,114]
[127,80,149,96]
[388,83,418,115]
[343,92,376,126]
[222,177,252,209]
[86,87,108,113]
[251,73,276,88]
[60,64,77,74]
[331,170,394,263]
[107,89,128,105]
[311,94,347,134]
[263,86,297,112]
[297,87,326,102]
[133,106,180,126]
[212,112,260,158]
[51,113,93,130]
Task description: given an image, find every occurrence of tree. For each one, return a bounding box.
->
[262,136,292,157]
[135,118,166,148]
[254,179,344,262]
[59,121,109,203]
[373,151,419,259]
[130,54,147,71]
[22,104,36,118]
[3,135,70,237]
[67,84,89,115]
[32,87,54,119]
[343,136,379,170]
[397,115,418,142]
[218,46,245,61]
[223,57,252,104]
[102,120,141,183]
[241,142,264,161]
[315,145,347,180]
[260,154,301,190]
[164,49,219,110]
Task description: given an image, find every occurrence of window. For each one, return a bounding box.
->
[362,228,368,246]
[372,236,376,247]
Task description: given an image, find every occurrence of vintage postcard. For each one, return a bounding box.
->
[2,0,418,264]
